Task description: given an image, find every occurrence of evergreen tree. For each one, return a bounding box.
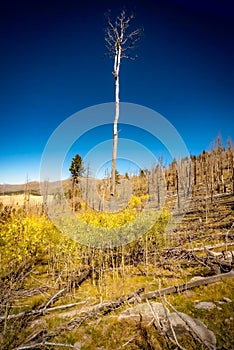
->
[69,154,85,184]
[69,154,85,212]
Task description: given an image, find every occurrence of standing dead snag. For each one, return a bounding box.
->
[105,10,142,196]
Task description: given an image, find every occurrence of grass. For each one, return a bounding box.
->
[18,268,232,349]
[0,190,233,349]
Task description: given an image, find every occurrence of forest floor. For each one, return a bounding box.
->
[0,192,233,349]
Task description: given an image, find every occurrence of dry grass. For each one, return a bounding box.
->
[0,194,44,206]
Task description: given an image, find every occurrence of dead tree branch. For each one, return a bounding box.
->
[0,269,91,322]
[15,342,78,349]
[57,287,144,332]
[24,288,144,346]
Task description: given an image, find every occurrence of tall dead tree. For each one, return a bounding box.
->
[105,10,142,195]
[227,138,234,193]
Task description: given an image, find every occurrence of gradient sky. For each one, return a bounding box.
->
[0,0,234,184]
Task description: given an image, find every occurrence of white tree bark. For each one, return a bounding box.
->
[111,47,121,195]
[105,10,142,196]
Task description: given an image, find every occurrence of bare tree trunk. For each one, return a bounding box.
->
[71,177,75,212]
[85,165,90,210]
[106,11,142,195]
[176,168,180,210]
[111,49,121,196]
[230,148,234,194]
[193,156,197,186]
[24,175,30,213]
[209,158,214,202]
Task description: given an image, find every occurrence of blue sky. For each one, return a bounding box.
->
[0,0,234,184]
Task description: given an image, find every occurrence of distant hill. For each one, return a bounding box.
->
[1,138,233,203]
[0,179,72,196]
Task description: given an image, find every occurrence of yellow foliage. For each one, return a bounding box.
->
[128,195,142,209]
[78,207,137,228]
[76,195,149,229]
[140,194,149,201]
[0,201,171,277]
[0,213,81,277]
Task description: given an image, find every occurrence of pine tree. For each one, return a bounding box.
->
[69,154,85,211]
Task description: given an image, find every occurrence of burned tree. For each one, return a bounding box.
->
[105,10,142,195]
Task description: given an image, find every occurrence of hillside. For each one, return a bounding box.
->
[0,141,233,349]
[0,179,70,196]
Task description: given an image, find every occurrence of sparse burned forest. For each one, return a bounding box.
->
[0,139,234,349]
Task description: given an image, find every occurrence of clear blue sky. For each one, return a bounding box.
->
[0,0,234,184]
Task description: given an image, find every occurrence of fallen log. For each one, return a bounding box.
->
[39,268,92,310]
[15,271,234,347]
[15,341,78,349]
[189,242,234,252]
[139,271,234,301]
[204,247,234,261]
[58,287,144,331]
[0,269,92,322]
[164,242,234,254]
[0,300,89,321]
[23,287,145,345]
